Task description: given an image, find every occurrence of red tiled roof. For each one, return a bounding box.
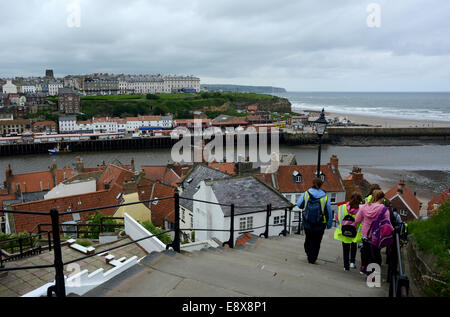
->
[10,171,54,193]
[32,121,57,127]
[385,183,421,217]
[97,164,136,191]
[208,163,236,175]
[10,184,122,233]
[247,105,258,111]
[141,166,181,186]
[138,182,177,227]
[276,165,344,193]
[428,188,450,211]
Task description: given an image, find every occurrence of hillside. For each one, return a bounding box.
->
[77,92,292,120]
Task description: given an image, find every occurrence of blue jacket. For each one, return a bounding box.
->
[296,188,333,229]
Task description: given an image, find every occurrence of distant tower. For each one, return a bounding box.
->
[45,69,54,78]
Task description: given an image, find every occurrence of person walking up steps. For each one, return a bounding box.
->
[355,190,393,277]
[296,178,333,264]
[334,192,363,271]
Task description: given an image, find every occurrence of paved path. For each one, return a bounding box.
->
[87,230,389,297]
[0,238,146,297]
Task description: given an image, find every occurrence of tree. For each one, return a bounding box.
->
[146,94,160,100]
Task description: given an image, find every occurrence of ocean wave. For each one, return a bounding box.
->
[291,102,450,122]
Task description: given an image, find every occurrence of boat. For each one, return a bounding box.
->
[48,144,71,155]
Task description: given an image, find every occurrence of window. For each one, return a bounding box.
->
[181,209,185,221]
[274,216,286,225]
[190,215,194,229]
[400,210,408,217]
[0,215,6,233]
[239,217,253,231]
[331,193,337,203]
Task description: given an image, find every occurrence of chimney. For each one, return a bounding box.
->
[5,164,13,193]
[131,158,135,172]
[330,155,339,170]
[75,157,84,173]
[352,166,363,186]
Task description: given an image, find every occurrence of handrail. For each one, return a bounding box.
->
[0,194,407,298]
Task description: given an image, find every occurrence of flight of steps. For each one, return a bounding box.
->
[85,230,389,297]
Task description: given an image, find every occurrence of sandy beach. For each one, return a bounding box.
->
[327,112,450,128]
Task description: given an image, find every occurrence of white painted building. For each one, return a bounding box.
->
[2,80,17,94]
[92,117,118,133]
[48,82,64,96]
[163,75,200,93]
[193,176,293,245]
[21,85,37,94]
[59,116,77,133]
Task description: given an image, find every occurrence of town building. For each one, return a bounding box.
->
[427,188,449,216]
[178,164,230,241]
[385,180,421,222]
[48,81,64,96]
[193,176,293,245]
[32,121,58,134]
[0,119,28,136]
[255,156,346,228]
[343,166,372,201]
[59,116,77,133]
[2,80,18,94]
[58,88,80,114]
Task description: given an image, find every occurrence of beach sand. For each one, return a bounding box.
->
[327,112,450,128]
[340,165,450,217]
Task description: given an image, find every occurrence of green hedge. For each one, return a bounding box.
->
[139,220,172,245]
[409,201,450,296]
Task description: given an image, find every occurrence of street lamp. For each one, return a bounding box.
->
[315,109,328,178]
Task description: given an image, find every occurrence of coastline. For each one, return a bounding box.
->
[293,109,450,128]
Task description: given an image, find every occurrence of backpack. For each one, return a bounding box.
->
[302,191,326,231]
[341,214,357,238]
[367,207,394,249]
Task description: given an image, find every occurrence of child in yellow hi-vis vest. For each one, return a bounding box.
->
[334,192,363,271]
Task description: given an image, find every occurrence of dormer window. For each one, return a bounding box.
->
[292,171,302,184]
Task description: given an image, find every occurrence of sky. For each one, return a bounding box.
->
[1,0,449,92]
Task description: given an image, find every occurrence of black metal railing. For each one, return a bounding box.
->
[388,223,409,297]
[0,196,407,298]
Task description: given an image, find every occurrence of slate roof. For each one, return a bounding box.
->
[179,164,230,211]
[209,176,293,216]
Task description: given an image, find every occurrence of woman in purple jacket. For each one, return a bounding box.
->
[355,190,391,275]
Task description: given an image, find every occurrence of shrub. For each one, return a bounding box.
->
[139,220,172,245]
[76,239,93,247]
[79,212,119,239]
[409,201,450,296]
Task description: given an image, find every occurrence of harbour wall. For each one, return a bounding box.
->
[0,128,449,157]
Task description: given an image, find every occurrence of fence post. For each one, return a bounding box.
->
[223,204,235,248]
[166,193,181,253]
[283,208,288,237]
[47,208,66,298]
[47,231,52,252]
[296,210,303,235]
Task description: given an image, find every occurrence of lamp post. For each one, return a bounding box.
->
[315,109,328,178]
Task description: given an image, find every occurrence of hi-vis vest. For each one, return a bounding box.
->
[304,191,328,224]
[333,203,362,244]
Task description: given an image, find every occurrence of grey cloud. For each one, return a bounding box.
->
[0,0,449,91]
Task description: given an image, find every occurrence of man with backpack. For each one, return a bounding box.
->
[296,178,333,264]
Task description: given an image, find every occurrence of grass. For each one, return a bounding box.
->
[408,201,450,296]
[78,91,281,120]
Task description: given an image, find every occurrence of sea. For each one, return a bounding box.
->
[272,92,450,122]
